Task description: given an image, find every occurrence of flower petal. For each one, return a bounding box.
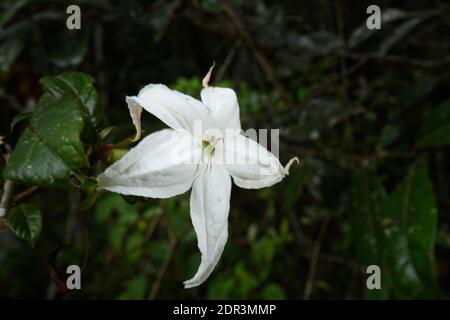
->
[201,87,241,132]
[126,84,212,136]
[127,99,143,141]
[223,134,299,189]
[97,129,201,198]
[184,164,231,288]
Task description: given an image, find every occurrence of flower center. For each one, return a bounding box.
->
[201,136,222,171]
[202,139,216,158]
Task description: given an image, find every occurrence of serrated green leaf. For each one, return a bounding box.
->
[7,203,42,243]
[40,72,101,132]
[3,73,99,187]
[417,99,450,147]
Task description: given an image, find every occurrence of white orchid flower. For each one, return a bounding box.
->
[97,69,298,288]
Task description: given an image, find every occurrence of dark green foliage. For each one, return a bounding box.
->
[7,203,42,244]
[0,0,450,300]
[3,73,98,187]
[349,160,438,298]
[418,99,450,147]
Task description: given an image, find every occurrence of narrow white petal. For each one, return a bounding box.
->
[201,87,241,132]
[126,84,212,134]
[97,129,201,198]
[184,165,231,288]
[223,134,298,189]
[127,99,143,141]
[202,63,215,88]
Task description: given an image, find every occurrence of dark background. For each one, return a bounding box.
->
[0,0,449,299]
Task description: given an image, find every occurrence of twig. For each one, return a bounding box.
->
[0,180,14,230]
[46,193,79,299]
[76,190,90,271]
[335,50,450,68]
[332,0,349,97]
[0,138,14,230]
[119,214,146,255]
[13,186,40,204]
[148,213,177,300]
[218,0,291,106]
[303,214,330,300]
[1,92,25,112]
[280,135,418,166]
[215,40,239,82]
[94,22,108,124]
[46,239,73,296]
[126,208,163,256]
[320,253,364,273]
[288,210,309,247]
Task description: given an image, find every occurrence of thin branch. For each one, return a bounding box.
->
[336,50,450,68]
[320,253,364,273]
[120,214,148,255]
[333,0,349,98]
[46,193,79,299]
[218,0,291,106]
[280,136,418,166]
[79,222,90,271]
[303,214,330,300]
[215,40,240,82]
[148,213,177,300]
[46,239,73,296]
[0,180,14,230]
[126,208,163,256]
[0,138,14,230]
[13,186,40,204]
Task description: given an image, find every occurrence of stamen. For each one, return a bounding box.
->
[201,139,216,173]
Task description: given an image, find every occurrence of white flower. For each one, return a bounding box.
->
[97,72,298,288]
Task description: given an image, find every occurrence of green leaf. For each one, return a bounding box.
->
[3,73,99,187]
[282,161,310,212]
[10,112,32,132]
[0,32,25,71]
[94,193,139,225]
[0,0,28,29]
[201,0,223,14]
[380,158,438,297]
[117,275,148,300]
[348,165,386,265]
[41,72,101,132]
[7,203,42,243]
[347,165,390,299]
[417,99,450,147]
[234,263,258,298]
[261,283,286,299]
[348,160,438,298]
[208,276,234,299]
[49,33,88,68]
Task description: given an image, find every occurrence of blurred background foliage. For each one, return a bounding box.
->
[0,0,450,299]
